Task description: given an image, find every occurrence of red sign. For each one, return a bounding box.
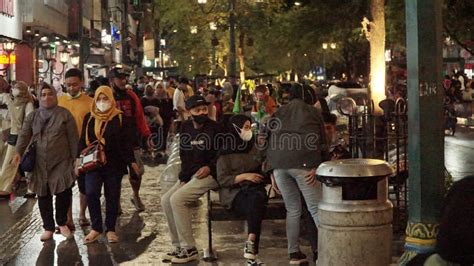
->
[0,54,16,64]
[0,0,14,17]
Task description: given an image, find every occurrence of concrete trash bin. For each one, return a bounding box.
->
[315,158,394,266]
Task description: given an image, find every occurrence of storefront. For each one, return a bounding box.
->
[0,0,21,81]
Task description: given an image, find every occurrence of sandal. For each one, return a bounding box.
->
[79,218,90,226]
[40,231,54,242]
[59,225,73,239]
[106,231,119,243]
[83,230,101,244]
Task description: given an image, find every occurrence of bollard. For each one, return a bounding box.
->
[316,159,394,266]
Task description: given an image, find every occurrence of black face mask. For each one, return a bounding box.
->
[192,114,209,124]
[112,83,127,92]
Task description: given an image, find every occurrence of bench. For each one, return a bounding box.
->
[202,190,287,261]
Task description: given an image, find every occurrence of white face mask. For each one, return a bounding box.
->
[240,129,253,141]
[12,88,20,97]
[96,101,112,112]
[233,123,253,141]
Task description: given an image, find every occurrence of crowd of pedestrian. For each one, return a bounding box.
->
[1,68,472,265]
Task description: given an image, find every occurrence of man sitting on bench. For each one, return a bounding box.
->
[161,95,221,264]
[216,114,268,265]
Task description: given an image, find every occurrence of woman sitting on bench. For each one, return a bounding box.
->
[216,114,268,265]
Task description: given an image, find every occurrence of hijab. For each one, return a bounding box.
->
[155,82,168,99]
[219,114,254,156]
[34,83,58,133]
[87,86,122,145]
[12,81,33,106]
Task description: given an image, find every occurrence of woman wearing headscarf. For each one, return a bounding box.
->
[0,81,34,197]
[76,86,137,244]
[12,83,78,241]
[216,114,268,264]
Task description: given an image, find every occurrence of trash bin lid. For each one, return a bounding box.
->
[316,158,393,178]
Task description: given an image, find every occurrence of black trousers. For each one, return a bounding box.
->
[38,187,72,231]
[232,187,267,254]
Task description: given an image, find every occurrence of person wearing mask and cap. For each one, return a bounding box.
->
[216,114,268,265]
[58,68,94,228]
[108,67,151,212]
[0,81,34,199]
[12,83,78,241]
[76,86,137,244]
[161,95,221,264]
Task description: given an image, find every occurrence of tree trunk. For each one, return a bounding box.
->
[369,0,386,115]
[238,32,246,82]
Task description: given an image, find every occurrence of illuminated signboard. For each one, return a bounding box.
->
[0,0,14,17]
[0,54,16,64]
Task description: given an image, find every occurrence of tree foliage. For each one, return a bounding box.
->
[154,0,473,78]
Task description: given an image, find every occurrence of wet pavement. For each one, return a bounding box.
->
[0,127,473,266]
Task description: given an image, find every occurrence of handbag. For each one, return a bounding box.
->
[77,140,107,173]
[77,119,109,173]
[19,141,37,172]
[19,113,46,172]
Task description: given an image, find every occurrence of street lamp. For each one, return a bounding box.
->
[51,50,69,79]
[209,22,217,31]
[70,54,80,67]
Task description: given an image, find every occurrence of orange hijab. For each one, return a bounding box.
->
[87,86,122,145]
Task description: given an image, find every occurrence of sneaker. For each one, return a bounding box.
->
[131,195,145,212]
[289,251,308,265]
[247,259,265,265]
[244,240,257,260]
[162,246,181,262]
[171,247,199,263]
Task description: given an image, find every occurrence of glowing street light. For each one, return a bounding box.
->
[210,22,217,31]
[198,0,207,4]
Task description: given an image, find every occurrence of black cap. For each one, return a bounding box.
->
[108,68,129,79]
[186,95,209,110]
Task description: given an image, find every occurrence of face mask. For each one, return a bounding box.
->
[12,88,20,97]
[192,114,209,124]
[96,101,112,112]
[113,84,125,91]
[233,124,253,141]
[68,92,81,99]
[137,84,145,90]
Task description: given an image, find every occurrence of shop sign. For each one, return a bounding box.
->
[0,53,16,64]
[0,0,14,17]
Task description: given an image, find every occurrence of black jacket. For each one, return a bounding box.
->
[179,119,221,183]
[78,113,135,175]
[266,99,329,170]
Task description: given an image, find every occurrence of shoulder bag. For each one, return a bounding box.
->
[19,113,45,172]
[77,119,109,173]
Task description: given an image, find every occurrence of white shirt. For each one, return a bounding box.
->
[173,89,188,121]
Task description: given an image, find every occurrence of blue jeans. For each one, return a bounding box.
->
[273,168,322,253]
[85,168,121,233]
